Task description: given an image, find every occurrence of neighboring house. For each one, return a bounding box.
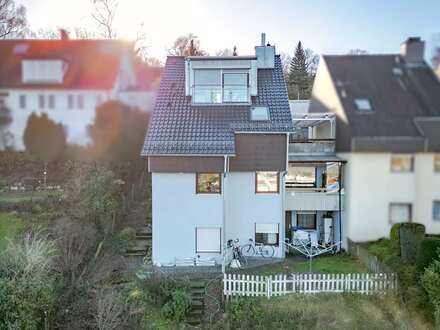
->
[0,36,160,150]
[310,37,440,243]
[142,34,345,266]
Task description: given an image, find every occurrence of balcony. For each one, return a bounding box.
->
[288,139,335,155]
[285,190,344,211]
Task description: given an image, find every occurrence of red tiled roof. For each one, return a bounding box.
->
[0,39,134,90]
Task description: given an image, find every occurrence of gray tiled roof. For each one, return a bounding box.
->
[142,55,292,155]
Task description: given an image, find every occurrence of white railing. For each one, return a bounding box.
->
[224,273,397,299]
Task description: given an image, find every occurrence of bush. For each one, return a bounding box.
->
[390,223,401,256]
[400,223,425,263]
[417,238,440,273]
[160,289,191,322]
[119,227,136,242]
[421,251,440,328]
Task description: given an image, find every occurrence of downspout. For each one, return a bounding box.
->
[281,132,289,257]
[338,162,342,251]
[222,155,228,273]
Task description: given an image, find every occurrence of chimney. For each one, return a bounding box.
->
[255,33,275,69]
[400,37,425,65]
[60,29,69,40]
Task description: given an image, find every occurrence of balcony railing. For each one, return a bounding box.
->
[288,139,335,154]
[285,190,344,211]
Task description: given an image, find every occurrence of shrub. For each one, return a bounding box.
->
[417,238,440,273]
[160,289,191,322]
[421,251,440,328]
[390,223,401,256]
[400,223,425,263]
[119,227,136,242]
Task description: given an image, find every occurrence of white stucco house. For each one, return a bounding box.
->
[0,36,160,150]
[142,34,345,266]
[309,37,440,243]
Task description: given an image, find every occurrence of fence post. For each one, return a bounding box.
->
[266,276,271,299]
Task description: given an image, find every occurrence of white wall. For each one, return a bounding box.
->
[151,173,224,266]
[339,152,440,242]
[225,172,284,258]
[1,89,155,150]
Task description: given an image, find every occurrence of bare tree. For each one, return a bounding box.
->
[216,46,238,57]
[168,33,207,56]
[0,0,26,38]
[93,288,127,330]
[91,0,118,39]
[348,49,369,55]
[279,52,292,78]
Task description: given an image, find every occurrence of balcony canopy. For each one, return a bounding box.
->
[292,113,336,129]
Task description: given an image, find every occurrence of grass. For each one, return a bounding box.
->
[364,239,395,263]
[248,253,367,276]
[0,191,60,203]
[217,293,431,330]
[0,212,23,249]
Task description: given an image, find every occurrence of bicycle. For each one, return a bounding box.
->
[241,238,275,258]
[228,239,247,268]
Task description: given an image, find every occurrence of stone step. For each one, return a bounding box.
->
[124,251,147,257]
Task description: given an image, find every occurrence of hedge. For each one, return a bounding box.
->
[417,237,440,273]
[400,223,425,263]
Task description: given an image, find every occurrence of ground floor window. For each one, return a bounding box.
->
[389,203,412,223]
[196,173,221,194]
[433,201,440,221]
[255,223,279,246]
[297,212,317,230]
[195,227,221,253]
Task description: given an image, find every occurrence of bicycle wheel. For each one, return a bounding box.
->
[241,244,255,257]
[261,245,275,258]
[238,252,247,267]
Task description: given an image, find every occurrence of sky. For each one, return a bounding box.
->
[17,0,440,63]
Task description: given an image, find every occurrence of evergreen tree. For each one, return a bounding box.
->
[287,41,314,100]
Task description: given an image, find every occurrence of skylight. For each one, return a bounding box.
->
[354,99,372,112]
[251,106,269,121]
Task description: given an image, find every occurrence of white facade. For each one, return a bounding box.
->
[1,88,156,150]
[339,152,440,242]
[151,172,284,266]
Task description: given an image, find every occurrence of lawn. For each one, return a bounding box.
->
[0,212,23,249]
[217,293,431,330]
[248,253,367,276]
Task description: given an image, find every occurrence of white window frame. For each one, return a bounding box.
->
[433,201,440,221]
[255,223,279,246]
[195,227,221,253]
[192,69,250,105]
[389,203,412,224]
[391,154,414,173]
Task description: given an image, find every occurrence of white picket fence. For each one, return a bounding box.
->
[223,273,397,299]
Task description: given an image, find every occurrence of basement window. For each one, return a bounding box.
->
[251,106,269,121]
[354,98,372,112]
[389,203,412,224]
[255,223,279,246]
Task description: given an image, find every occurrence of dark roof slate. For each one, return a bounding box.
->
[142,55,292,155]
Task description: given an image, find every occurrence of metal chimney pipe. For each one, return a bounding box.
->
[261,33,266,47]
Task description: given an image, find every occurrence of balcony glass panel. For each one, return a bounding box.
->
[193,86,222,104]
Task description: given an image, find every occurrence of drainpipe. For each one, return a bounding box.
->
[222,155,228,273]
[338,162,342,251]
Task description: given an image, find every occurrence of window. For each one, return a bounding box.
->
[193,69,249,104]
[96,94,102,106]
[223,72,248,103]
[196,227,221,253]
[48,95,55,109]
[251,106,269,121]
[435,154,440,173]
[193,70,221,104]
[196,173,221,194]
[297,212,317,230]
[433,201,440,221]
[389,203,412,224]
[38,95,45,109]
[68,95,74,109]
[255,223,279,246]
[256,172,279,193]
[391,154,414,172]
[286,165,316,188]
[19,95,26,109]
[354,98,372,111]
[77,95,84,109]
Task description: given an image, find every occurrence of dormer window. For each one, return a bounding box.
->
[193,69,249,104]
[354,98,373,112]
[22,60,65,84]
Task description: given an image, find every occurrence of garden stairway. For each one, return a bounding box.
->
[187,281,206,326]
[124,227,151,257]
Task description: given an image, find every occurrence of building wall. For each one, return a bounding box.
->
[225,172,284,258]
[151,173,224,266]
[339,152,440,242]
[1,88,155,150]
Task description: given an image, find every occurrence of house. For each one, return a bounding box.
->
[310,37,440,243]
[142,34,346,266]
[0,35,160,150]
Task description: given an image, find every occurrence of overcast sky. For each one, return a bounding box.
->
[17,0,440,63]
